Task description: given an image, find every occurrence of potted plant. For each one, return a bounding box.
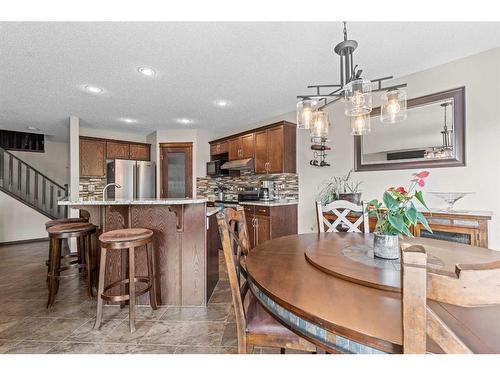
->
[318,169,362,205]
[366,171,433,259]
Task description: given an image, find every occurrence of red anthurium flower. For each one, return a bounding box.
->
[395,186,407,194]
[415,171,429,179]
[417,179,425,187]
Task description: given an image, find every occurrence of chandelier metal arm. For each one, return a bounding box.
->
[297,82,407,101]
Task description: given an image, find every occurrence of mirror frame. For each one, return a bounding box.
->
[354,86,466,172]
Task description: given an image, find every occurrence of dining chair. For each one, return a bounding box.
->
[401,244,500,353]
[316,200,369,233]
[217,207,317,354]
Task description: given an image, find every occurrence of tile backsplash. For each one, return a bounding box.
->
[79,176,107,201]
[197,173,298,201]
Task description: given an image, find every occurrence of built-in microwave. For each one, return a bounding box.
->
[206,159,229,177]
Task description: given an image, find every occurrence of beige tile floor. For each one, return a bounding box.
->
[0,240,293,354]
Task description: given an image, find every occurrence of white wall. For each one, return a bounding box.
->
[296,48,500,249]
[0,137,70,243]
[10,139,69,185]
[79,127,147,143]
[0,191,50,242]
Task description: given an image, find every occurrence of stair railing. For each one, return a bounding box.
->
[0,146,68,219]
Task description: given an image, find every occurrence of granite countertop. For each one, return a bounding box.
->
[58,198,207,206]
[238,200,298,207]
[206,206,222,217]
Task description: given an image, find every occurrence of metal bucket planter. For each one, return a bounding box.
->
[373,233,400,260]
[337,192,362,205]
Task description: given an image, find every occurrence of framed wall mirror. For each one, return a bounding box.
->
[354,86,465,171]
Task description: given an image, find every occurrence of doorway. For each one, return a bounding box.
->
[159,142,193,198]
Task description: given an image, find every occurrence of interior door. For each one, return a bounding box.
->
[267,126,284,173]
[254,130,268,174]
[160,143,193,198]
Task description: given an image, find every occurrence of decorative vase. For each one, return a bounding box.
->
[373,233,400,260]
[338,192,362,205]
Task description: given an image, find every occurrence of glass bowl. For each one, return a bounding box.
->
[429,192,474,211]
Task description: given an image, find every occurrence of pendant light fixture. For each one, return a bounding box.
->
[425,102,453,159]
[350,113,371,136]
[296,98,318,129]
[296,22,408,136]
[310,110,330,138]
[381,89,407,124]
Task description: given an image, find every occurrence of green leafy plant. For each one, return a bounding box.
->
[366,171,433,237]
[318,169,362,205]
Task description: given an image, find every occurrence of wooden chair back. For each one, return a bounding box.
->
[216,207,251,354]
[402,244,500,353]
[316,200,369,233]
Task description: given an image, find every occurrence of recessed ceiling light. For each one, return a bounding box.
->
[82,85,104,94]
[177,118,193,125]
[214,99,231,107]
[26,126,39,131]
[120,117,137,124]
[137,66,156,77]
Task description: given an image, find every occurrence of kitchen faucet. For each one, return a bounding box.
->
[102,183,122,201]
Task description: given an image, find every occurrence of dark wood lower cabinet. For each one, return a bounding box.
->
[206,213,220,302]
[243,204,298,249]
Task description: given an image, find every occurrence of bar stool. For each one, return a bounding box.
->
[94,228,157,333]
[46,222,97,308]
[45,217,89,275]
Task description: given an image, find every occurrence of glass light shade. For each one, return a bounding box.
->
[380,89,407,124]
[350,113,371,136]
[296,99,318,129]
[344,79,372,117]
[310,110,330,138]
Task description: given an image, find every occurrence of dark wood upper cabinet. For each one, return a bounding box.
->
[80,136,151,178]
[254,130,269,174]
[106,141,130,160]
[228,138,241,160]
[80,138,106,177]
[210,121,296,174]
[240,133,255,158]
[267,126,285,173]
[210,141,228,156]
[129,143,150,161]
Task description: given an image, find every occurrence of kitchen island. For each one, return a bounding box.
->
[58,198,216,306]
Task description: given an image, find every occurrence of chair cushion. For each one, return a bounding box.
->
[45,217,87,229]
[99,228,153,243]
[245,293,298,339]
[47,222,96,235]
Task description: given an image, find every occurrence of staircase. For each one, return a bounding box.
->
[0,146,68,219]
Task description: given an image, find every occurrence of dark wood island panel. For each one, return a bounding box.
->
[66,201,212,306]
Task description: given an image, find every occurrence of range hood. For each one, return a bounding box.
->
[221,158,254,171]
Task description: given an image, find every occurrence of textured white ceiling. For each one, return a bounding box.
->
[1,22,500,141]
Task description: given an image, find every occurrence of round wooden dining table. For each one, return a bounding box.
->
[244,232,500,354]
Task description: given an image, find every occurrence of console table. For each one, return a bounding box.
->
[325,209,492,248]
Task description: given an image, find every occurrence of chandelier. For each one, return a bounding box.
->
[425,102,453,159]
[296,22,408,137]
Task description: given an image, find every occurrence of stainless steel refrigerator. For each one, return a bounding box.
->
[106,160,156,200]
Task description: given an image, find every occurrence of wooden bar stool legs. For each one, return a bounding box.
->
[94,228,157,333]
[46,223,97,309]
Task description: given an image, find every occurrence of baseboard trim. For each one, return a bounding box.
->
[0,237,48,246]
